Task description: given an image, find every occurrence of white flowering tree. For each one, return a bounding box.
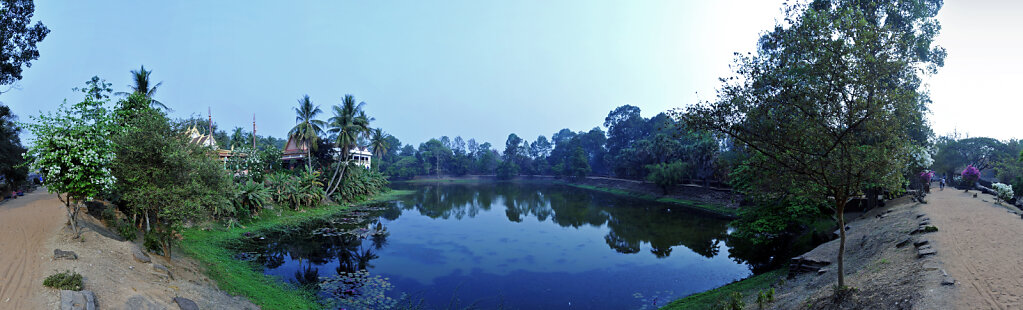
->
[25,96,116,238]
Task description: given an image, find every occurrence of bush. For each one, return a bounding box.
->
[961,165,980,190]
[143,231,163,255]
[233,180,272,217]
[101,207,136,241]
[43,270,83,291]
[993,182,1014,202]
[332,166,388,203]
[715,292,745,310]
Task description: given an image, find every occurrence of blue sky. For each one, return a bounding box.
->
[3,0,1020,146]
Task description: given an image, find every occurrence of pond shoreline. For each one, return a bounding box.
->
[177,189,416,309]
[399,175,742,217]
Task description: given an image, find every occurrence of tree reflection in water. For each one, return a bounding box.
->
[399,183,731,258]
[234,182,781,307]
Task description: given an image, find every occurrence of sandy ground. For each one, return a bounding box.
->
[924,189,1023,309]
[0,190,66,309]
[0,190,257,310]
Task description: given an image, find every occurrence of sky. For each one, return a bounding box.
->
[2,0,1020,147]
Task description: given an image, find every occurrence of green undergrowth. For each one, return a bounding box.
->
[661,268,787,310]
[179,189,415,310]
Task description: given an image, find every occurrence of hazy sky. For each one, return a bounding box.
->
[3,0,1020,147]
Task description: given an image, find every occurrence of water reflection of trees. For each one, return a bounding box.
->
[241,182,769,277]
[241,216,388,284]
[397,183,731,258]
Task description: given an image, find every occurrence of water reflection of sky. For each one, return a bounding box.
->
[258,183,752,309]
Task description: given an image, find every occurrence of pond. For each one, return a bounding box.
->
[234,182,755,309]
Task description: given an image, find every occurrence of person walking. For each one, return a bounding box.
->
[939,177,945,191]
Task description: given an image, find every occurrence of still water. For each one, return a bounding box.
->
[235,182,753,309]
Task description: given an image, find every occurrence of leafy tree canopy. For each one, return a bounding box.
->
[0,0,48,87]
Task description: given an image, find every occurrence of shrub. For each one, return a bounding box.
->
[233,180,272,217]
[43,270,83,291]
[961,165,980,189]
[993,182,1014,202]
[331,166,388,203]
[143,231,163,255]
[101,207,136,241]
[715,292,745,310]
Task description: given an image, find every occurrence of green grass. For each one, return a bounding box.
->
[660,268,787,310]
[178,189,415,310]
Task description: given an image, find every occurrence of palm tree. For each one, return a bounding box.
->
[369,128,389,169]
[288,95,325,169]
[324,94,372,196]
[115,65,168,110]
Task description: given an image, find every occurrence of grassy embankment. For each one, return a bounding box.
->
[402,178,737,217]
[179,189,415,310]
[660,268,787,310]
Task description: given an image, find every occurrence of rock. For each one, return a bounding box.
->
[54,249,78,260]
[132,245,151,263]
[151,264,173,280]
[124,295,162,310]
[941,276,956,286]
[59,290,96,310]
[172,297,199,310]
[916,213,925,218]
[918,244,932,251]
[914,239,930,247]
[920,220,931,226]
[918,248,937,258]
[817,268,828,275]
[896,237,912,248]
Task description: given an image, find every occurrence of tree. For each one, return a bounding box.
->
[325,94,371,197]
[114,65,168,110]
[288,95,325,170]
[369,128,389,170]
[676,0,944,289]
[646,161,689,194]
[0,104,27,191]
[112,94,231,257]
[25,89,116,238]
[0,0,48,88]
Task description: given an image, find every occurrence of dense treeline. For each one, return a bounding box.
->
[932,134,1023,197]
[378,104,733,188]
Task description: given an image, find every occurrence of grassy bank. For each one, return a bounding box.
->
[661,268,787,310]
[179,189,415,309]
[399,178,737,217]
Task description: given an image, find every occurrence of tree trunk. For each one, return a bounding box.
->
[64,200,81,238]
[836,197,847,288]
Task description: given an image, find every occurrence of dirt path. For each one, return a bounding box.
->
[0,190,66,309]
[926,189,1023,309]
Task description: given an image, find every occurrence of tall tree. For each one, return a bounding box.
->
[0,0,48,89]
[677,0,944,289]
[115,65,168,110]
[288,95,325,170]
[325,94,371,196]
[0,104,27,190]
[369,128,389,170]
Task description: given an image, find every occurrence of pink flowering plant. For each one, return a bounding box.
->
[961,165,980,190]
[919,170,934,183]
